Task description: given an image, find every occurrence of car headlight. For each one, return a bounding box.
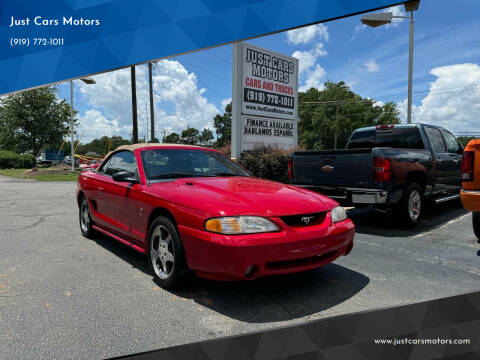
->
[205,216,279,234]
[331,206,347,223]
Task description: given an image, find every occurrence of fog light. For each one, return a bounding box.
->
[245,265,259,279]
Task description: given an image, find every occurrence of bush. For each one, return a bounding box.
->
[239,145,294,183]
[0,150,36,169]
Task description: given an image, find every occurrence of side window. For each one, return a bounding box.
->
[392,128,424,149]
[442,130,461,154]
[98,157,112,174]
[347,130,375,149]
[104,151,138,176]
[425,127,446,153]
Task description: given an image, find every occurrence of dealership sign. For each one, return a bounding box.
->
[242,114,297,151]
[242,43,298,121]
[232,42,298,158]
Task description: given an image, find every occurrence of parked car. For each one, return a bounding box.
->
[289,124,463,226]
[36,153,46,164]
[65,155,79,167]
[77,144,355,288]
[460,139,480,239]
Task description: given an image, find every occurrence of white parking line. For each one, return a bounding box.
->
[413,213,471,238]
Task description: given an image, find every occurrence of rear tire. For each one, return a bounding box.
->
[147,216,189,289]
[79,196,95,238]
[472,212,480,240]
[396,182,423,228]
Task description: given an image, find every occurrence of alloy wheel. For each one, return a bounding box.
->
[408,190,421,221]
[150,225,175,279]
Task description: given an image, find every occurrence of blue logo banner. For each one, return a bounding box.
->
[0,0,402,95]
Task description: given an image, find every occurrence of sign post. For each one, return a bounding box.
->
[231,42,244,161]
[231,42,299,160]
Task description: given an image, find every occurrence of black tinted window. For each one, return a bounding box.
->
[375,127,424,149]
[347,130,374,149]
[425,127,446,153]
[141,149,249,179]
[442,130,461,153]
[104,151,137,176]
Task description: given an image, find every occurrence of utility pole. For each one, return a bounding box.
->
[131,66,138,143]
[161,129,167,142]
[407,10,414,124]
[148,62,155,141]
[70,80,75,172]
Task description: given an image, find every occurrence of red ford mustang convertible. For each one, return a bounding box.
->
[77,144,355,288]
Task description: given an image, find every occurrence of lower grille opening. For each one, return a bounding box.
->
[280,212,327,227]
[266,249,341,270]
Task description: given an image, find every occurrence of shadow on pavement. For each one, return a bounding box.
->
[172,263,369,323]
[91,233,369,323]
[350,199,468,238]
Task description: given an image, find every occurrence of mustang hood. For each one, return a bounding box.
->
[147,177,335,217]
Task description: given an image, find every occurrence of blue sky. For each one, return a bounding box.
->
[57,0,480,142]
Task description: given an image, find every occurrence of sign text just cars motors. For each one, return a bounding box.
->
[231,42,299,158]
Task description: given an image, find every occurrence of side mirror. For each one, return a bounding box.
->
[112,171,138,183]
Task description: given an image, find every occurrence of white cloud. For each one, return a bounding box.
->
[221,97,231,111]
[364,59,380,72]
[293,43,328,75]
[288,24,329,92]
[299,64,326,92]
[287,23,329,45]
[398,63,480,133]
[77,109,124,143]
[77,60,219,142]
[384,5,407,28]
[293,50,316,75]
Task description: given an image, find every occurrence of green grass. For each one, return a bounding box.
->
[0,168,79,181]
[35,173,80,181]
[0,169,26,178]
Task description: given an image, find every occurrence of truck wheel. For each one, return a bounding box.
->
[397,182,423,227]
[472,212,480,240]
[147,216,189,289]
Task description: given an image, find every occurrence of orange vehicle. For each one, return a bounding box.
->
[460,139,480,239]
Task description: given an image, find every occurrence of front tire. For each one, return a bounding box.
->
[472,212,480,240]
[396,182,423,227]
[147,216,189,289]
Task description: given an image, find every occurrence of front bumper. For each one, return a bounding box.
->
[461,189,480,211]
[178,215,355,281]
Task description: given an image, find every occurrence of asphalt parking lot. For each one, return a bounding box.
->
[0,176,479,359]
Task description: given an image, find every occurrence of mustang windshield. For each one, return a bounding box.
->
[141,149,249,180]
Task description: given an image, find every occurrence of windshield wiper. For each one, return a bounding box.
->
[149,173,196,179]
[203,173,245,177]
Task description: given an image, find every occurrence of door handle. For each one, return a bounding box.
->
[96,187,104,193]
[435,159,443,164]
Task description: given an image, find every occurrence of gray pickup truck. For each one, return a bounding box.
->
[289,124,463,226]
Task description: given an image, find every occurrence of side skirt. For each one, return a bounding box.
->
[92,225,147,254]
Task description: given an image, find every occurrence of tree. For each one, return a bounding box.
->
[181,128,200,145]
[0,86,73,155]
[298,81,400,150]
[75,136,130,155]
[164,132,181,144]
[213,102,231,147]
[199,128,214,146]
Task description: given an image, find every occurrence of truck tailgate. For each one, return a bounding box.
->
[292,149,374,188]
